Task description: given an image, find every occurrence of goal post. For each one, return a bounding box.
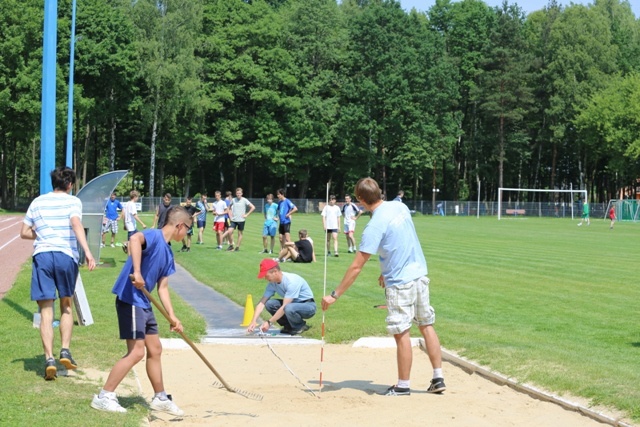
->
[498,188,587,220]
[604,199,640,222]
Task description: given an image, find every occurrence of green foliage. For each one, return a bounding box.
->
[2,0,640,205]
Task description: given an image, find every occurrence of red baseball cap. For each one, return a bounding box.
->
[257,258,279,278]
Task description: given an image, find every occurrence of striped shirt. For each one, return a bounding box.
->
[23,192,83,263]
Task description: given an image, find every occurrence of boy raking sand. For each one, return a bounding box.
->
[91,206,192,416]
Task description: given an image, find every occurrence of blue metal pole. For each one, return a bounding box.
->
[40,0,58,195]
[65,0,77,169]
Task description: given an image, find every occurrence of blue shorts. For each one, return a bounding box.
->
[31,252,78,301]
[197,219,206,229]
[115,298,159,340]
[263,222,276,237]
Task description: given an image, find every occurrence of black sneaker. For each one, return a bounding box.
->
[426,378,446,394]
[280,327,293,335]
[44,358,57,380]
[59,348,77,370]
[234,247,240,252]
[226,245,234,251]
[334,253,339,257]
[185,247,190,252]
[260,249,269,254]
[180,246,187,252]
[380,385,410,396]
[290,324,310,335]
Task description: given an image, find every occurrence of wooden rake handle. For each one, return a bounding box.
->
[135,278,235,393]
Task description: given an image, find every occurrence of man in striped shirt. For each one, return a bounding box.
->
[21,166,96,380]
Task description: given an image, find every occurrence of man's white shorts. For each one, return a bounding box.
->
[343,220,356,234]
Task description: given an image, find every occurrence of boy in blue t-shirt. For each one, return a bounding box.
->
[261,194,279,254]
[91,206,192,416]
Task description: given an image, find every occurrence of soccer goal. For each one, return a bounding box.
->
[604,199,640,222]
[497,188,587,220]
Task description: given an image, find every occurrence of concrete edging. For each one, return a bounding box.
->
[430,343,633,427]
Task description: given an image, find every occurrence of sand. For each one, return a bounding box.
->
[82,339,628,427]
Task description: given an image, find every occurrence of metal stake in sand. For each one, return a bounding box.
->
[134,279,263,401]
[319,180,330,393]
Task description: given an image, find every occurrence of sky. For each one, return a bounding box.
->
[399,0,640,18]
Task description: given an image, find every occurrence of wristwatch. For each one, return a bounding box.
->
[330,290,339,299]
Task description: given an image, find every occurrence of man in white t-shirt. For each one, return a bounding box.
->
[21,166,96,380]
[321,195,342,257]
[211,191,228,250]
[342,194,362,253]
[122,191,147,254]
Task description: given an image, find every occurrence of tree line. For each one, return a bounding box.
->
[1,0,639,207]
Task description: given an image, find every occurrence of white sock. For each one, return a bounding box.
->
[397,379,410,389]
[99,389,115,399]
[154,391,168,401]
[433,368,443,379]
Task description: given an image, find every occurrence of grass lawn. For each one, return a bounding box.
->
[1,211,639,424]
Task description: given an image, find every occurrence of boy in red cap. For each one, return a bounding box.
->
[246,259,315,335]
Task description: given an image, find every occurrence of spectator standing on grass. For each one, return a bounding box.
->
[578,200,590,226]
[180,197,201,252]
[221,187,255,252]
[223,191,232,245]
[275,229,316,263]
[212,191,228,250]
[195,194,210,245]
[342,194,362,253]
[609,206,616,230]
[276,188,297,248]
[102,192,123,248]
[90,206,192,416]
[322,177,446,397]
[261,194,279,254]
[321,195,342,257]
[153,193,172,229]
[123,191,147,241]
[247,259,316,335]
[20,166,96,380]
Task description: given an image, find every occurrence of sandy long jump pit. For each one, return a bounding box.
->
[108,337,628,427]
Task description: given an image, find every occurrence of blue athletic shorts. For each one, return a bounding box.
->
[116,297,159,340]
[31,252,78,301]
[263,223,276,237]
[197,219,206,229]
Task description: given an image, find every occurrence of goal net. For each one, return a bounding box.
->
[497,188,587,220]
[604,199,640,222]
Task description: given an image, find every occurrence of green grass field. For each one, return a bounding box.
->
[1,212,639,425]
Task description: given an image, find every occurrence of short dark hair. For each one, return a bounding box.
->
[50,166,76,191]
[277,188,285,196]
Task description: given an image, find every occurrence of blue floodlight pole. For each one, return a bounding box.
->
[40,0,58,195]
[65,0,77,169]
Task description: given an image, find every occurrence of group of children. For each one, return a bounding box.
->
[28,174,371,416]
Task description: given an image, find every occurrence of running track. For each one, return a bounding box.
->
[0,216,34,299]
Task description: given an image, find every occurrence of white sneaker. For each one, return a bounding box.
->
[150,396,184,416]
[100,243,105,248]
[110,243,115,248]
[91,393,127,413]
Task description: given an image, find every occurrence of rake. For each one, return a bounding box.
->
[138,283,263,401]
